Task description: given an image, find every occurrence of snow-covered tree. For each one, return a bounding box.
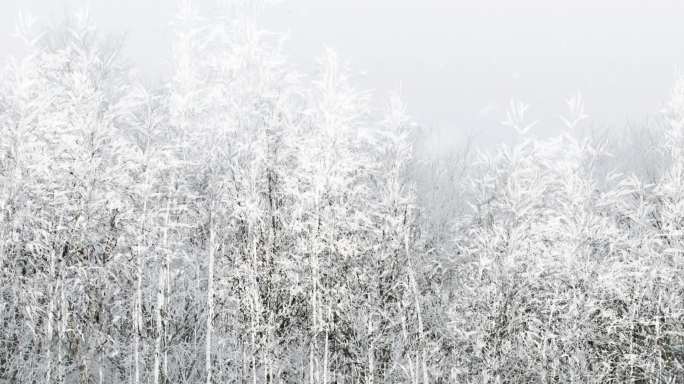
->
[2,3,684,384]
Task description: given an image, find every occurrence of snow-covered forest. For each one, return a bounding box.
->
[1,2,683,383]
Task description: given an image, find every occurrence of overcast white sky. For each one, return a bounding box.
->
[3,0,684,146]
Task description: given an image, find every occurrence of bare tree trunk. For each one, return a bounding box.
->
[153,256,163,384]
[405,232,428,384]
[59,273,66,384]
[133,207,147,384]
[154,197,172,384]
[206,219,215,384]
[164,204,173,384]
[367,317,374,384]
[310,241,318,384]
[164,214,172,384]
[135,187,149,384]
[251,234,259,384]
[323,309,329,384]
[323,219,335,384]
[135,249,143,384]
[45,240,57,384]
[98,355,104,384]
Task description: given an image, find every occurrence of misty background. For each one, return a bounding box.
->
[2,0,684,148]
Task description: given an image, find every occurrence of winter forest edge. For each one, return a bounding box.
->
[1,1,683,383]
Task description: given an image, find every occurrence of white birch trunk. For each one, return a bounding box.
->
[368,317,374,384]
[206,220,215,384]
[153,258,163,384]
[59,275,66,384]
[251,234,259,384]
[45,240,56,384]
[135,170,150,384]
[310,241,318,384]
[323,309,329,384]
[154,197,172,384]
[405,232,428,384]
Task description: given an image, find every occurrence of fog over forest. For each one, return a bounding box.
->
[3,0,684,146]
[1,1,683,383]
